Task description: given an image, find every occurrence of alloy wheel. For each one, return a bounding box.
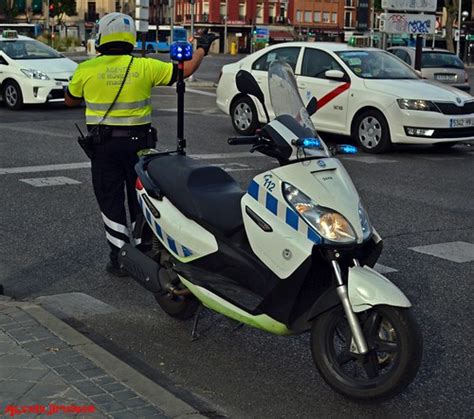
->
[358,116,382,149]
[5,84,18,108]
[233,102,253,131]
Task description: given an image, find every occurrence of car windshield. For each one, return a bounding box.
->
[422,52,464,69]
[0,39,63,59]
[336,50,419,79]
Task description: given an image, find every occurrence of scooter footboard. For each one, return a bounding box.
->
[348,266,411,313]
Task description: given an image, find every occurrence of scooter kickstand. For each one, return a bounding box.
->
[191,304,204,341]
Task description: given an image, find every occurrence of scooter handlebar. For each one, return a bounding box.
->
[227,135,260,145]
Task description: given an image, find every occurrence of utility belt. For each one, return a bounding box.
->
[78,125,157,159]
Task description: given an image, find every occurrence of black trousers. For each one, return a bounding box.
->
[90,131,151,263]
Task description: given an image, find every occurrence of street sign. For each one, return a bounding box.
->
[381,0,436,12]
[254,27,269,43]
[380,13,436,34]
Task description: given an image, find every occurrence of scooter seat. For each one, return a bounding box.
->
[147,155,244,236]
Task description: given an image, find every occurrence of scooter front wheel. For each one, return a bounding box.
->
[310,305,422,400]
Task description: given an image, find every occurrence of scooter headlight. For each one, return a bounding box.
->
[283,183,356,244]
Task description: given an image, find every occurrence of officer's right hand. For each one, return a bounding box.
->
[196,29,219,56]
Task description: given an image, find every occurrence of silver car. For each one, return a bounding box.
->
[387,47,470,92]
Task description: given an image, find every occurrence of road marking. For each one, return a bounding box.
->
[0,162,91,175]
[19,176,81,187]
[410,241,474,263]
[0,154,260,176]
[341,156,398,164]
[373,263,399,274]
[0,124,67,138]
[35,292,117,319]
[186,88,217,97]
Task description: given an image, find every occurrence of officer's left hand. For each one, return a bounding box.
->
[196,29,219,56]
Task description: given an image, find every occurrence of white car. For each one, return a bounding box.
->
[0,31,77,110]
[216,42,474,153]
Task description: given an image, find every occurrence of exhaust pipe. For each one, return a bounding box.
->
[118,244,165,294]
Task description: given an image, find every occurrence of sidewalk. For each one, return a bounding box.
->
[0,296,205,418]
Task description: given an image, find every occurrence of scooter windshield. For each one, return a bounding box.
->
[268,61,317,136]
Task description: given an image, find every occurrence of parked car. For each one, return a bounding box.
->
[216,42,474,153]
[0,30,77,110]
[387,46,470,92]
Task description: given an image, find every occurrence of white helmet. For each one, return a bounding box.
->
[96,13,136,51]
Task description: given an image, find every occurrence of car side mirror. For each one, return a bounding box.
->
[325,70,346,81]
[306,97,317,116]
[236,70,265,105]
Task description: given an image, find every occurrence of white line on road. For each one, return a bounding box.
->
[186,88,217,97]
[0,124,67,138]
[0,152,262,175]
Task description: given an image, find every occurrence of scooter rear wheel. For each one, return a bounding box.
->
[310,305,422,400]
[154,293,199,320]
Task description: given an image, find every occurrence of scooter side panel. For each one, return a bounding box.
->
[137,190,218,262]
[348,266,412,312]
[242,173,314,279]
[179,275,292,335]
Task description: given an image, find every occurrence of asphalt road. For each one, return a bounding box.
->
[0,72,473,417]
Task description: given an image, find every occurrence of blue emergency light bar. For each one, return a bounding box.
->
[336,144,358,154]
[292,137,322,149]
[170,42,193,61]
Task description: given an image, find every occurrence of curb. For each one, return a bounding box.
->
[2,300,206,419]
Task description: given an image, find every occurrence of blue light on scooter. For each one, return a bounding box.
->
[292,138,322,148]
[170,42,193,61]
[337,144,358,154]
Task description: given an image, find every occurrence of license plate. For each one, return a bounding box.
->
[435,74,456,82]
[450,117,474,128]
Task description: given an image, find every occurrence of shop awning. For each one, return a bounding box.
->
[270,30,296,42]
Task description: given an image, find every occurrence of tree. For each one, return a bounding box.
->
[444,0,460,52]
[48,0,76,26]
[0,0,19,22]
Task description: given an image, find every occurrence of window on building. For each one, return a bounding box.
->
[252,47,301,72]
[345,11,352,27]
[256,2,263,23]
[304,11,312,22]
[345,0,353,6]
[323,12,329,23]
[296,10,302,22]
[220,2,226,20]
[301,48,344,78]
[15,0,26,12]
[239,2,246,21]
[313,12,321,23]
[203,2,209,14]
[331,12,337,23]
[32,0,42,13]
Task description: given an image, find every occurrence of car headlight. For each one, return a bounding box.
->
[358,202,372,241]
[397,99,439,112]
[21,69,50,80]
[283,183,357,244]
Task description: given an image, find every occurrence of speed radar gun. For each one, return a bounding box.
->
[118,54,423,400]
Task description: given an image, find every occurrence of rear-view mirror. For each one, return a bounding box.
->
[236,70,265,105]
[325,70,346,81]
[306,97,317,116]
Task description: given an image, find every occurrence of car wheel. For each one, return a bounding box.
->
[231,96,258,135]
[353,109,391,154]
[3,80,24,110]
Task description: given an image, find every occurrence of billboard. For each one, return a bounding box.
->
[381,0,437,12]
[380,13,436,34]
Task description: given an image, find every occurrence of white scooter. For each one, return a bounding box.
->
[119,57,422,399]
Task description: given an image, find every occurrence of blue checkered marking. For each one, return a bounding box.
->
[247,180,322,245]
[248,180,259,200]
[285,208,299,230]
[138,193,194,258]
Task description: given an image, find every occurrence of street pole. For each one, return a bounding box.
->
[190,0,195,41]
[456,0,463,56]
[224,0,228,54]
[170,0,174,43]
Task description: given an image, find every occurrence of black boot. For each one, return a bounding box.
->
[106,261,129,277]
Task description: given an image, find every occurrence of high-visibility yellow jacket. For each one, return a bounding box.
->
[68,55,173,126]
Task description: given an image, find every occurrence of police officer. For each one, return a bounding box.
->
[65,13,217,276]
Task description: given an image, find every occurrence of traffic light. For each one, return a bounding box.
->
[49,3,55,17]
